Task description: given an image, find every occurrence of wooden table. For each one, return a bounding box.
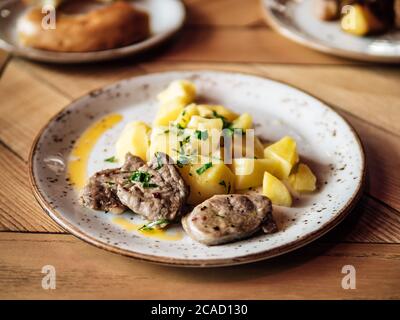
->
[1,0,400,299]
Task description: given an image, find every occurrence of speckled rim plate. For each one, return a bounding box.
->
[0,0,185,63]
[261,0,400,63]
[29,70,365,267]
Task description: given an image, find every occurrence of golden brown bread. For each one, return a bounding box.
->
[17,2,150,52]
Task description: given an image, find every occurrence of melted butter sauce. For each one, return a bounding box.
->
[68,113,182,242]
[112,217,183,241]
[68,113,123,189]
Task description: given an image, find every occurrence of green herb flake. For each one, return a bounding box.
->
[219,180,226,187]
[130,171,151,183]
[195,130,209,140]
[104,156,117,163]
[196,162,213,175]
[139,219,170,231]
[212,111,231,129]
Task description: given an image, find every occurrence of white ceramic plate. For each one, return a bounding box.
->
[261,0,400,63]
[0,0,185,63]
[30,71,365,267]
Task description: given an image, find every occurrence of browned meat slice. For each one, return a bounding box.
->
[116,152,189,222]
[79,153,144,214]
[79,168,127,214]
[182,194,277,245]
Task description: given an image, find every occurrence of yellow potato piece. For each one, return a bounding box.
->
[175,104,199,128]
[153,99,187,127]
[262,171,292,207]
[148,126,180,160]
[288,163,317,192]
[231,158,279,190]
[341,4,384,36]
[264,136,299,179]
[116,121,151,162]
[197,104,238,122]
[187,115,223,130]
[157,80,196,105]
[179,161,235,205]
[231,113,253,130]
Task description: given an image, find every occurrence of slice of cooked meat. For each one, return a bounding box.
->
[116,152,189,221]
[182,194,278,246]
[79,168,127,214]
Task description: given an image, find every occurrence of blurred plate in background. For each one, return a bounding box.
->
[0,0,185,63]
[261,0,400,63]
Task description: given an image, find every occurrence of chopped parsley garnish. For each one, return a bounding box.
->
[196,162,213,175]
[212,111,231,129]
[219,180,226,187]
[130,171,158,188]
[224,127,244,137]
[139,219,170,231]
[104,156,117,163]
[195,130,208,140]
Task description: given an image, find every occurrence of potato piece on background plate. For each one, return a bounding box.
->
[264,136,299,179]
[115,121,151,162]
[341,4,385,36]
[179,161,235,205]
[288,163,317,192]
[262,171,292,207]
[231,158,279,190]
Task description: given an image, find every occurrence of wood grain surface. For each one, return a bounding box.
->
[0,0,399,299]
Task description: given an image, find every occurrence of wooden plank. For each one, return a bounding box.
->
[0,144,65,233]
[324,195,400,243]
[155,28,350,64]
[343,113,400,211]
[0,61,70,161]
[183,0,264,27]
[14,59,146,100]
[0,232,399,299]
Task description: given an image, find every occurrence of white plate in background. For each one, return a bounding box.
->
[0,0,185,63]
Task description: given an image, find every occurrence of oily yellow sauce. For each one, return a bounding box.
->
[68,113,123,189]
[112,217,183,241]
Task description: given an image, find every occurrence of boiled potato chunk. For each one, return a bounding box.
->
[148,126,179,160]
[175,104,199,128]
[116,121,151,162]
[179,162,235,205]
[187,116,223,130]
[157,80,196,105]
[153,100,186,127]
[262,171,292,207]
[231,158,279,190]
[231,113,253,130]
[264,136,299,179]
[341,4,384,36]
[154,80,197,126]
[197,104,238,122]
[288,163,317,192]
[227,133,264,159]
